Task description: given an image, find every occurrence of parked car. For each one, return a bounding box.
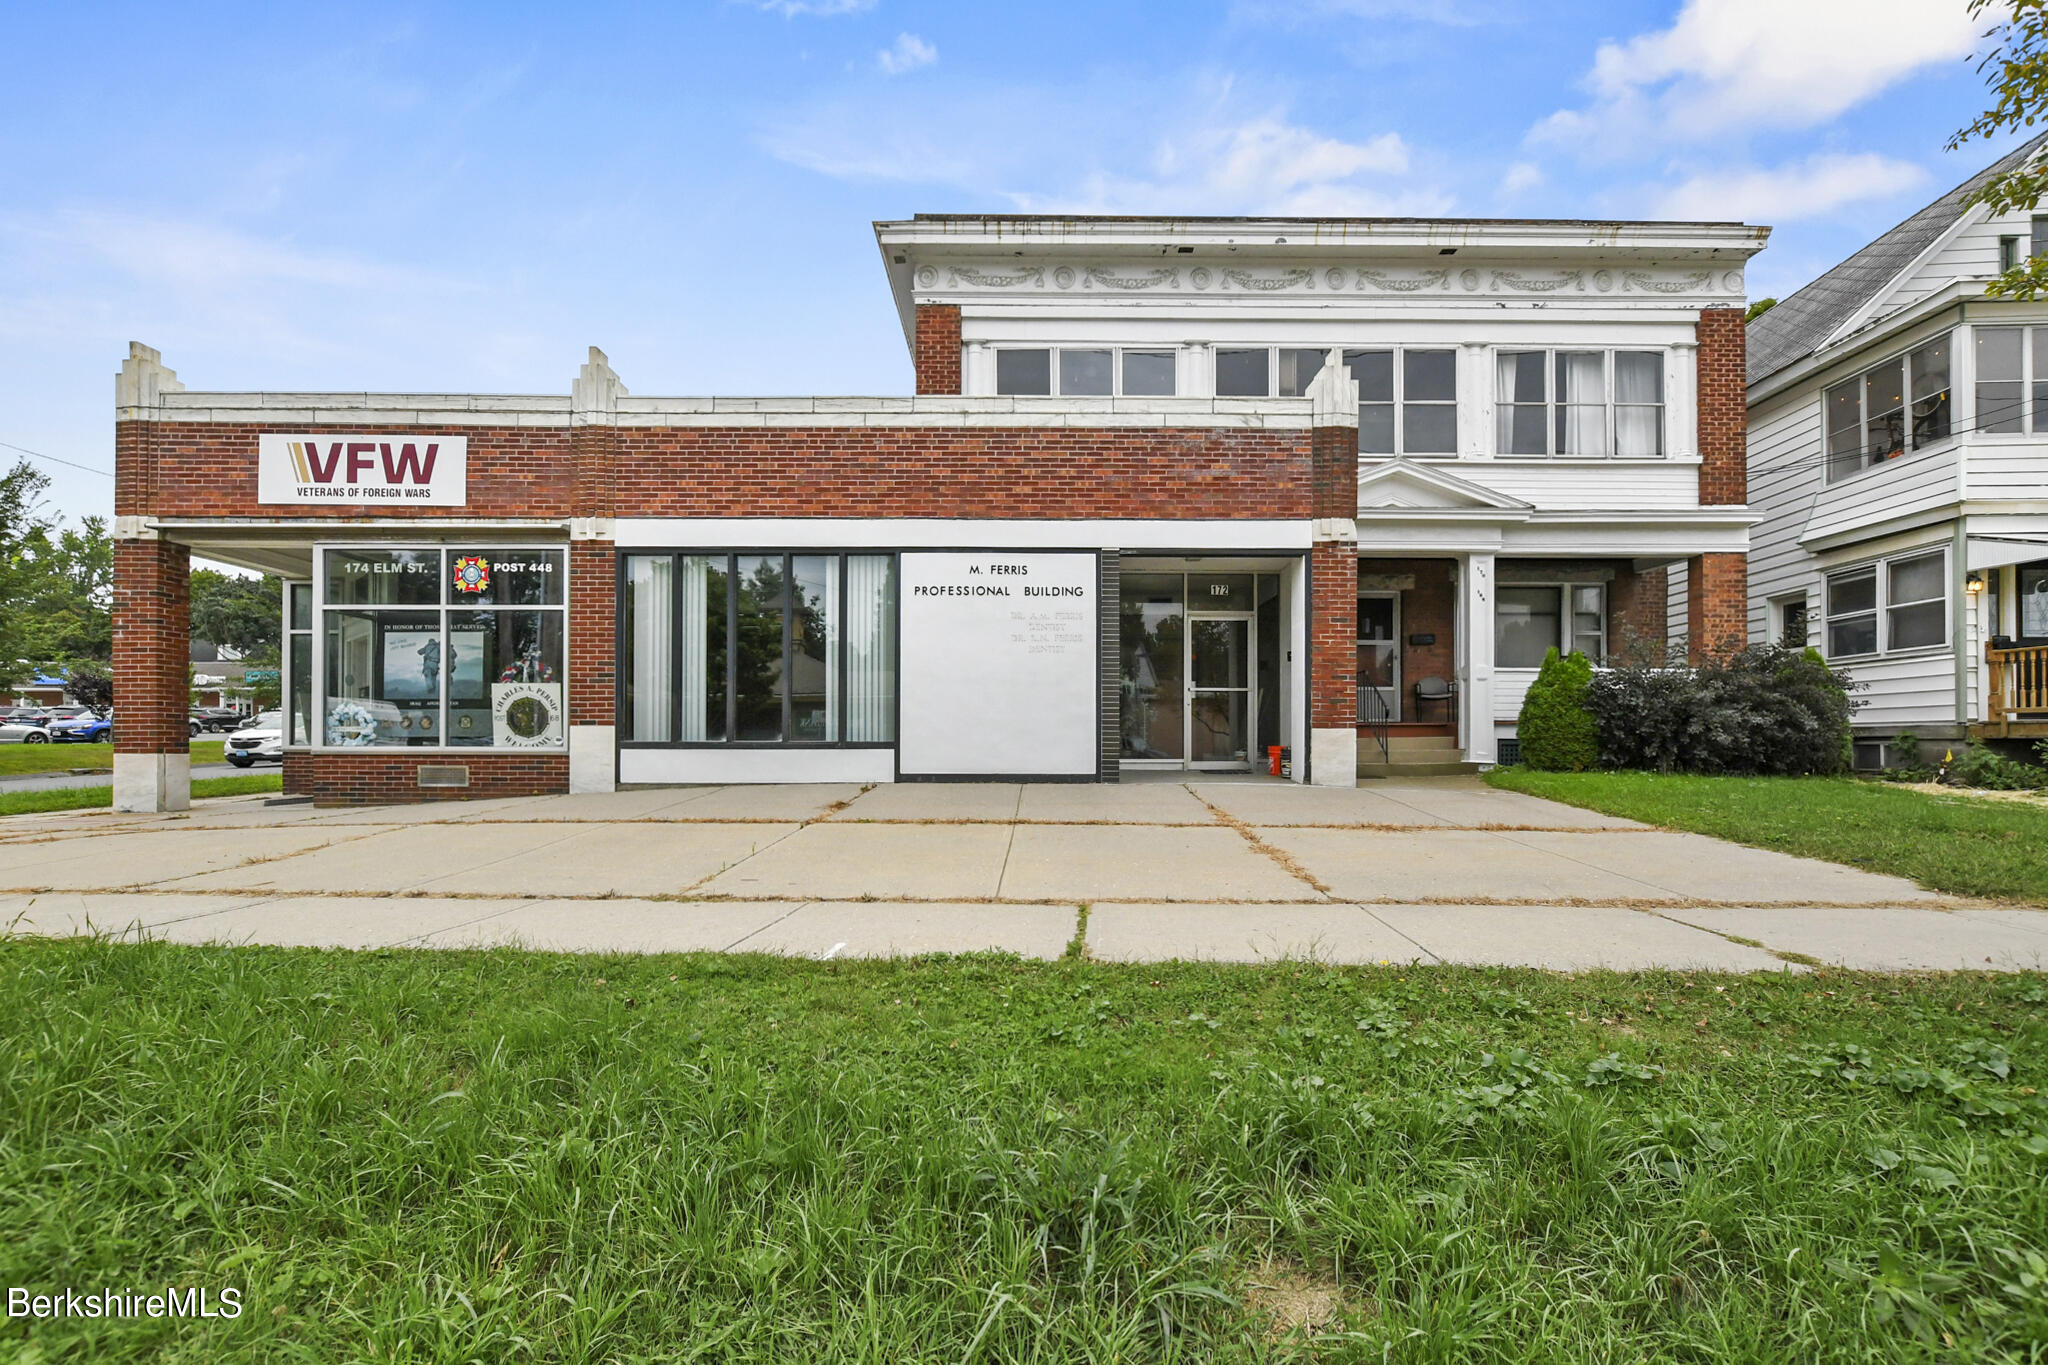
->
[0,719,51,744]
[48,711,112,744]
[190,707,245,735]
[223,711,284,767]
[3,708,53,728]
[43,704,92,721]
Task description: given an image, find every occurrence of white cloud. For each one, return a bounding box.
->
[1498,161,1543,195]
[877,33,936,76]
[1536,0,1981,148]
[1650,152,1930,222]
[749,0,873,15]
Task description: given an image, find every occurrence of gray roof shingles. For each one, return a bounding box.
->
[1746,131,2048,387]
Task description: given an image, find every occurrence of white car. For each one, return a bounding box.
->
[223,711,285,767]
[0,719,51,744]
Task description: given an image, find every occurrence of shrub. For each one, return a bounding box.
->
[1585,644,1858,776]
[1947,744,2048,791]
[1517,648,1599,771]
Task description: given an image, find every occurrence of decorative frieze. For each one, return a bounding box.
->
[915,259,1742,303]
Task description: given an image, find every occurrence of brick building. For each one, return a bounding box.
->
[111,214,1764,808]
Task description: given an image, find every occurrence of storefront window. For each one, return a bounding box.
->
[621,552,894,746]
[317,547,567,749]
[286,582,312,747]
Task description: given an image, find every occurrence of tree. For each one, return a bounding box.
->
[1744,297,1778,322]
[1954,0,2048,298]
[65,663,112,714]
[0,459,53,695]
[190,569,282,656]
[14,516,112,664]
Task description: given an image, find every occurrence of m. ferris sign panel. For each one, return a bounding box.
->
[257,434,468,505]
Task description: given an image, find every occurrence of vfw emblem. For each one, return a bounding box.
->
[452,556,491,595]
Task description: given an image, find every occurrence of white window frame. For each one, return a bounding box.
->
[1345,347,1459,458]
[1494,581,1608,668]
[1769,592,1811,648]
[1823,331,1955,483]
[1210,345,1331,399]
[993,346,1181,398]
[311,542,570,754]
[1822,547,1951,661]
[1969,323,2048,440]
[1492,348,1666,459]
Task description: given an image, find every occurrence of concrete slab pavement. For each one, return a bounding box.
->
[1494,830,1948,905]
[833,783,1021,822]
[407,822,805,898]
[999,825,1316,902]
[694,823,1014,900]
[1260,828,1667,902]
[414,899,807,953]
[1370,903,1797,972]
[1670,906,2048,971]
[1089,903,1428,964]
[145,896,538,950]
[727,900,1076,959]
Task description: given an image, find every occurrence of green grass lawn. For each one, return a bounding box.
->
[0,739,226,776]
[0,774,281,818]
[1,939,2043,1361]
[1489,768,2048,905]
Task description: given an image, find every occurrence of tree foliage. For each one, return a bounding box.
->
[0,461,112,692]
[1954,0,2048,299]
[191,569,283,657]
[0,460,48,694]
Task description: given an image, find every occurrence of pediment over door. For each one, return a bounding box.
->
[1355,459,1531,514]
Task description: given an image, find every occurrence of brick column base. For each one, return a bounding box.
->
[1310,541,1359,786]
[1687,552,1748,663]
[568,539,617,793]
[112,538,191,812]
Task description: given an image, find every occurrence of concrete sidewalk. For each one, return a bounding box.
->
[1,777,2044,972]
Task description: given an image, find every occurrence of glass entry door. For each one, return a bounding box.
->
[1188,614,1254,768]
[1357,593,1400,722]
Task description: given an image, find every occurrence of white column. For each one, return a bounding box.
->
[114,753,190,814]
[1460,343,1490,459]
[1668,340,1699,461]
[1461,551,1498,764]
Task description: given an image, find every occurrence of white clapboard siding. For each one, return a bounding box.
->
[1802,445,1959,546]
[1835,651,1959,732]
[1463,461,1701,512]
[1495,669,1537,724]
[1746,389,1825,642]
[1884,212,2008,315]
[1965,442,2048,500]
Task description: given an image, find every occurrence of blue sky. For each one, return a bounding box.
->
[0,0,2021,524]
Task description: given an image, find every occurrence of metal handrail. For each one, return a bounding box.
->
[1358,685,1391,763]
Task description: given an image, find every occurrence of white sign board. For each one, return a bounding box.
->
[257,434,467,505]
[898,551,1097,777]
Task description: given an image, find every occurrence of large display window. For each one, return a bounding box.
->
[620,551,897,747]
[316,547,567,749]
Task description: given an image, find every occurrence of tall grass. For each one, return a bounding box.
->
[1,940,2044,1360]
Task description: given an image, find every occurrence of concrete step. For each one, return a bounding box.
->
[1357,760,1487,778]
[1382,737,1462,756]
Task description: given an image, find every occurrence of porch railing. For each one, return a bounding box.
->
[1358,686,1391,764]
[1984,642,2048,736]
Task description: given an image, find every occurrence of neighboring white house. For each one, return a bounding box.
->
[1746,132,2048,764]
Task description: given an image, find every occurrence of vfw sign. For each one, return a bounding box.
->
[257,434,468,505]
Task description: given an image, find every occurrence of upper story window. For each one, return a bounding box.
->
[1345,349,1457,456]
[995,347,1177,397]
[1216,347,1327,398]
[1823,332,1951,482]
[1495,349,1664,457]
[1972,326,2048,435]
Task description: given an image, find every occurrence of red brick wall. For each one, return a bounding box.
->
[572,422,614,520]
[282,754,312,796]
[1309,424,1356,519]
[1609,565,1669,665]
[1310,542,1357,730]
[119,423,572,519]
[1687,552,1747,662]
[1358,558,1455,715]
[569,541,616,725]
[296,751,569,805]
[112,539,190,755]
[914,304,962,395]
[611,427,1311,519]
[1697,308,1746,507]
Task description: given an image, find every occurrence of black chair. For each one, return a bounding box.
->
[1413,675,1458,723]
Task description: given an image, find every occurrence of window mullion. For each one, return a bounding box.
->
[1392,349,1403,455]
[725,556,738,745]
[782,554,794,742]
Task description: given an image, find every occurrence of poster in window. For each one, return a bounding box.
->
[449,628,487,700]
[492,682,564,747]
[379,622,443,701]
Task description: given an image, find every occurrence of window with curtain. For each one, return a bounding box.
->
[1495,586,1563,668]
[1496,349,1661,456]
[621,552,895,746]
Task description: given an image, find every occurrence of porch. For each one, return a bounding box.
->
[1975,641,2048,739]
